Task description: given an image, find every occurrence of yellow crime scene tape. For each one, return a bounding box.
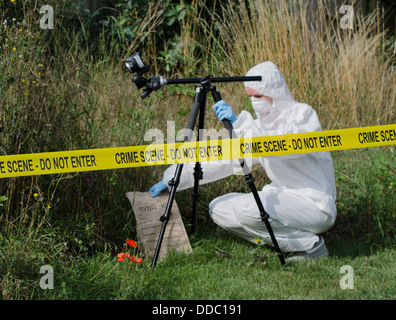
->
[1,124,395,179]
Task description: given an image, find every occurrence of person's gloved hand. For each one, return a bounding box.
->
[212,100,237,124]
[148,180,167,198]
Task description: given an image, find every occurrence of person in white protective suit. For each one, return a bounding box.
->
[149,62,337,261]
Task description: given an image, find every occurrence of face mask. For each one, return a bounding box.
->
[250,97,272,114]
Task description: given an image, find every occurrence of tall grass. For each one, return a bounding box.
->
[207,0,395,129]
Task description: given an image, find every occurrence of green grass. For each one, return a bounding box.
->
[2,146,394,300]
[1,226,394,300]
[76,235,396,300]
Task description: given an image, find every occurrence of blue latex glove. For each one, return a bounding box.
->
[212,100,237,124]
[148,180,167,198]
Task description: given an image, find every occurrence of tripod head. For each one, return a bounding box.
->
[125,52,262,99]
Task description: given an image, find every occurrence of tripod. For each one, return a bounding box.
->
[148,75,286,267]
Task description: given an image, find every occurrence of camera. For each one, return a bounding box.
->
[125,52,168,98]
[125,52,149,75]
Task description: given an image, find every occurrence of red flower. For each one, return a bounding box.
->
[117,252,130,262]
[116,240,142,263]
[125,239,137,248]
[129,255,142,264]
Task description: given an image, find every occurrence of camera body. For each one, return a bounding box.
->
[125,52,148,74]
[125,52,157,98]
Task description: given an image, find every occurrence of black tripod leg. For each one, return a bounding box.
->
[151,87,205,268]
[244,171,286,266]
[191,89,207,234]
[211,89,286,266]
[191,159,202,235]
[151,163,183,267]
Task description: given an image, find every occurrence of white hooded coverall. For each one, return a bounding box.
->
[162,62,337,253]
